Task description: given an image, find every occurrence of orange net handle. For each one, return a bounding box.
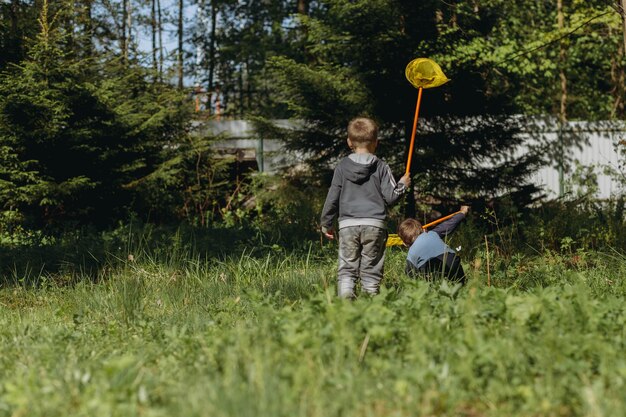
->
[422,211,463,230]
[405,87,423,176]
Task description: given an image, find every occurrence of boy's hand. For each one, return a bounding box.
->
[322,228,335,240]
[399,173,411,188]
[460,205,470,215]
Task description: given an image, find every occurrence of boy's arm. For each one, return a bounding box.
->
[431,206,469,238]
[380,163,410,205]
[320,167,343,235]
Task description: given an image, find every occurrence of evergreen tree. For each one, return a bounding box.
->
[0,0,191,230]
[269,0,543,214]
[0,0,42,69]
[190,0,305,116]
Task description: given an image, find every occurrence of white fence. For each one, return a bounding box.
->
[524,121,625,199]
[191,119,297,173]
[193,119,626,200]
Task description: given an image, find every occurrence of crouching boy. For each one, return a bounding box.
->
[397,206,469,284]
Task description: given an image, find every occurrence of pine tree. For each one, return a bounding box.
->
[268,0,542,214]
[0,0,42,69]
[0,0,192,230]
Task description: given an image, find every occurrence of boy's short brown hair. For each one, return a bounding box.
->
[348,117,378,145]
[397,218,423,246]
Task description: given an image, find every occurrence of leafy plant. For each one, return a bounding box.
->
[0,246,624,416]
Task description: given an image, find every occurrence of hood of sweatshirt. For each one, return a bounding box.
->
[341,154,379,184]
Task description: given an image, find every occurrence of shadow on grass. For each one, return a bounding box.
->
[0,221,326,288]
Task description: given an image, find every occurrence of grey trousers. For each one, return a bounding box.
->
[337,225,387,298]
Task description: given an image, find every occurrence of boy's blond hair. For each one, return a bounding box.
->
[398,218,423,246]
[348,117,378,146]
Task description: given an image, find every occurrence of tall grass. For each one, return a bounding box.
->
[0,243,624,416]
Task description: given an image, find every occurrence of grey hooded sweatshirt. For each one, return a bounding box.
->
[320,153,406,232]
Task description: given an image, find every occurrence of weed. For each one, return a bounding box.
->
[0,246,624,416]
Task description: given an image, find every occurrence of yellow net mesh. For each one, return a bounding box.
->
[405,58,450,89]
[386,234,405,247]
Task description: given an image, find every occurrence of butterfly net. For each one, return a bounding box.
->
[405,58,450,89]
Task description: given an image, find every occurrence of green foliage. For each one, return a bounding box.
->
[269,56,370,124]
[0,0,42,68]
[447,197,626,284]
[0,8,99,224]
[269,0,543,207]
[128,132,233,226]
[444,0,626,120]
[192,0,307,117]
[0,247,624,416]
[238,173,324,243]
[0,2,193,231]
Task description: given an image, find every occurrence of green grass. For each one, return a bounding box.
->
[0,246,624,416]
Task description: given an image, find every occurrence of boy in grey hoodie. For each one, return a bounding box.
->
[321,117,411,298]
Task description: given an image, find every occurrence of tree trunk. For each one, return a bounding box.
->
[557,0,567,196]
[178,0,184,89]
[621,0,626,54]
[66,1,75,55]
[127,0,133,60]
[9,0,20,61]
[615,0,626,118]
[84,0,94,56]
[609,22,625,118]
[246,61,252,111]
[238,68,244,117]
[157,0,164,82]
[618,43,626,119]
[297,0,310,60]
[558,0,567,123]
[297,0,309,15]
[121,0,128,63]
[208,0,217,91]
[151,0,157,76]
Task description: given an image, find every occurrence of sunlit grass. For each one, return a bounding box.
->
[0,245,624,416]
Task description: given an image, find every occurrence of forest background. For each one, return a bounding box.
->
[1,2,626,416]
[1,0,626,273]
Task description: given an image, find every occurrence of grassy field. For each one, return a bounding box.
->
[0,245,624,417]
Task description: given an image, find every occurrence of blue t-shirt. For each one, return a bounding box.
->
[407,231,455,269]
[406,213,465,269]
